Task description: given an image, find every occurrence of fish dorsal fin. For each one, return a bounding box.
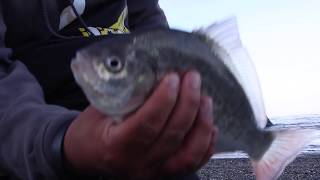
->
[195,17,268,129]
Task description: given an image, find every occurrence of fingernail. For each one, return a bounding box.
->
[203,96,213,121]
[165,73,180,91]
[212,127,218,143]
[206,96,213,110]
[205,96,213,112]
[188,71,201,90]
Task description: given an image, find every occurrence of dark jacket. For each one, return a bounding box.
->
[0,0,168,179]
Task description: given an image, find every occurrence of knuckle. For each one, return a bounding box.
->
[198,113,213,128]
[133,123,159,145]
[164,130,185,145]
[182,156,198,169]
[203,120,214,132]
[171,112,194,129]
[138,123,159,138]
[161,86,179,104]
[131,168,155,180]
[212,126,219,138]
[165,94,178,106]
[185,93,200,108]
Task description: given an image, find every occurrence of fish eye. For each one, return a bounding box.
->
[104,56,123,73]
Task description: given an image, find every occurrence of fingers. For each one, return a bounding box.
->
[83,105,107,120]
[145,71,202,164]
[69,72,219,178]
[113,73,180,147]
[197,127,218,168]
[162,96,214,174]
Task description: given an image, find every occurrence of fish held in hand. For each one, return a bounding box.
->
[71,18,318,180]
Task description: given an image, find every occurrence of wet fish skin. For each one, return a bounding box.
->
[128,29,274,160]
[71,19,318,180]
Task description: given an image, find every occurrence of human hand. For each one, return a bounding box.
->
[63,71,218,179]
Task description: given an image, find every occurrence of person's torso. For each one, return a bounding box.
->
[3,0,130,47]
[2,0,139,110]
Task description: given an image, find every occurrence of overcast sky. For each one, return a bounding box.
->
[159,0,320,118]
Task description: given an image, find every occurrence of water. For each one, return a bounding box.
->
[212,115,320,159]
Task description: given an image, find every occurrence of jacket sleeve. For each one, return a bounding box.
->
[127,0,169,32]
[0,4,79,180]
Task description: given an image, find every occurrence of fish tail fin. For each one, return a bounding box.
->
[252,128,319,180]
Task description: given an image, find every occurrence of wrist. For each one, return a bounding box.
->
[51,117,75,176]
[62,109,106,176]
[54,115,101,179]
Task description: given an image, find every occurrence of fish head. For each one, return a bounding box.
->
[71,38,156,117]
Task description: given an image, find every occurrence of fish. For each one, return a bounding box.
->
[70,18,318,180]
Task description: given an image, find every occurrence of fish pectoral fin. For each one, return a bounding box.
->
[194,17,268,129]
[252,128,319,180]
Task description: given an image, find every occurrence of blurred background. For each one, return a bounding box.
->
[159,0,320,118]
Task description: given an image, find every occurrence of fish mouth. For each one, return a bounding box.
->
[71,52,99,87]
[71,57,84,87]
[71,52,87,76]
[105,96,146,116]
[71,52,84,80]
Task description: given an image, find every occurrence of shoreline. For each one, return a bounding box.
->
[198,154,320,179]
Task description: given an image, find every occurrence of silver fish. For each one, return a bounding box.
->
[71,18,318,180]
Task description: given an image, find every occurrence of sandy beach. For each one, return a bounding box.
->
[198,154,320,180]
